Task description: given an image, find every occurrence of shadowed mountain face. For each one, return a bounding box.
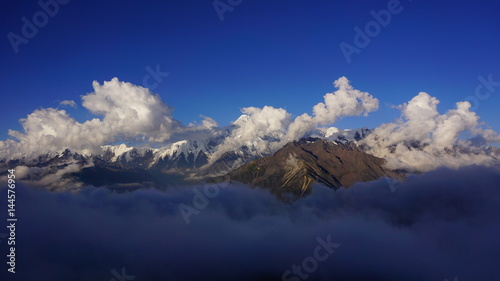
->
[226,138,404,197]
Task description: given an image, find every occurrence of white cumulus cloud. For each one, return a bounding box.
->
[362,92,500,172]
[4,76,497,176]
[59,100,76,107]
[209,77,380,162]
[0,78,186,159]
[284,76,379,142]
[208,106,292,163]
[312,76,379,125]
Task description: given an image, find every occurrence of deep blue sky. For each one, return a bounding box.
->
[1,0,499,141]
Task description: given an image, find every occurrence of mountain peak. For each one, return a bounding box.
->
[226,137,403,198]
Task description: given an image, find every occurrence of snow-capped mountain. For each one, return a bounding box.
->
[0,127,377,190]
[97,127,371,171]
[1,126,498,193]
[101,139,213,170]
[318,127,372,143]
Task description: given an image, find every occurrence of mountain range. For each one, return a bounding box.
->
[1,127,497,196]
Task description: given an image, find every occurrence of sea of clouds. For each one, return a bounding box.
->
[0,165,499,281]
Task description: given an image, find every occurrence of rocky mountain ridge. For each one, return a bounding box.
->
[2,127,498,195]
[224,137,404,198]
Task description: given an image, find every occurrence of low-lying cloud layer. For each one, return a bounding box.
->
[1,166,499,280]
[0,76,498,173]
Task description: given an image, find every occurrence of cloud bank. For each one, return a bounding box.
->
[1,165,499,281]
[0,76,498,174]
[0,76,379,164]
[209,76,379,161]
[362,92,500,171]
[0,78,185,159]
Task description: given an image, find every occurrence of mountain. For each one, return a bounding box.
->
[0,126,371,186]
[225,137,405,198]
[319,127,372,142]
[0,127,411,193]
[3,126,498,195]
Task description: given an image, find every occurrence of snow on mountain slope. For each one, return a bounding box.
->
[0,127,378,190]
[152,139,218,164]
[311,127,372,143]
[101,143,134,162]
[3,127,370,167]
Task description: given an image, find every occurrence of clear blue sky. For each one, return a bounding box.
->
[1,0,499,141]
